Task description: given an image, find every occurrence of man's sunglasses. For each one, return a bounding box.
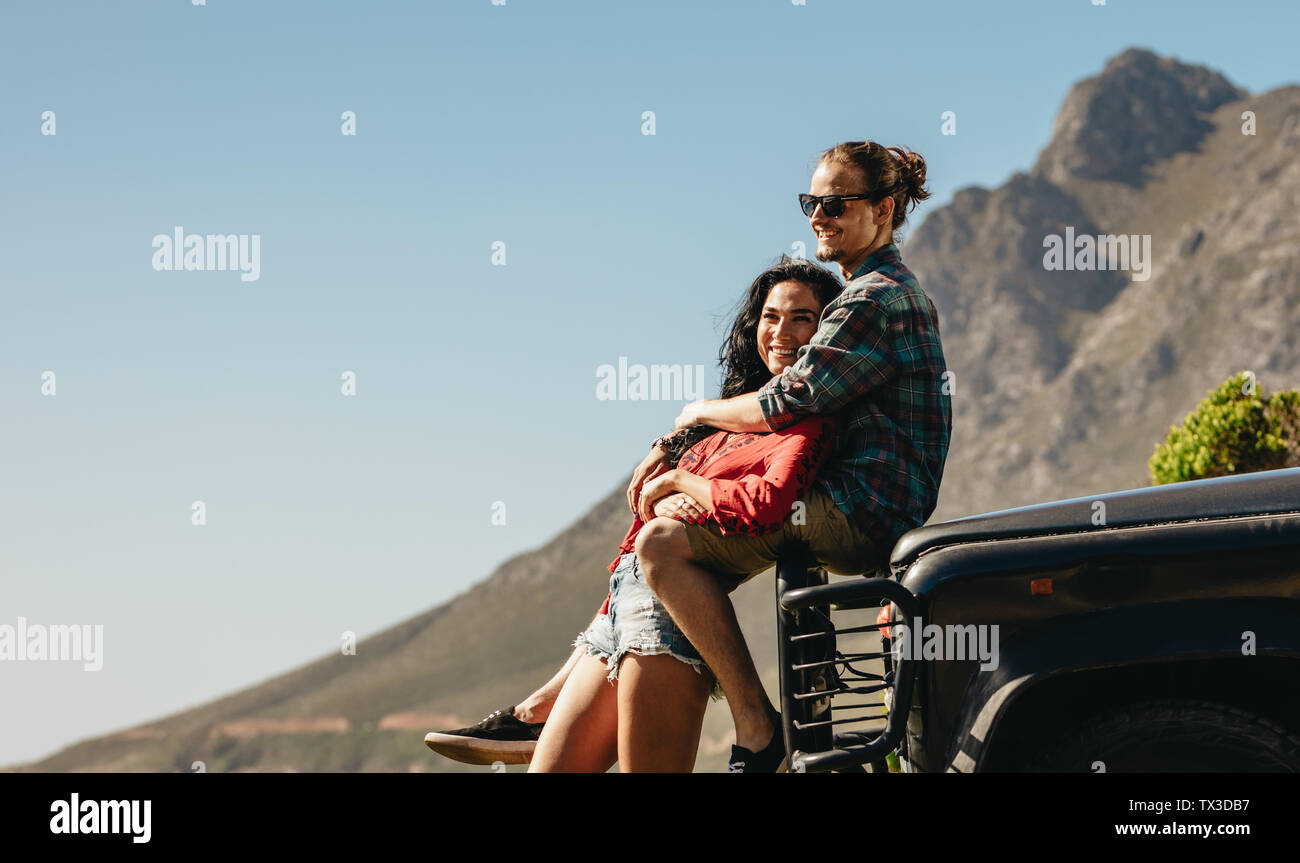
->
[798,193,872,218]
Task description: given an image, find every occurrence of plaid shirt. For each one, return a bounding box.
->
[756,243,951,553]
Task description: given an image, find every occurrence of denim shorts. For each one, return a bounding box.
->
[575,552,721,700]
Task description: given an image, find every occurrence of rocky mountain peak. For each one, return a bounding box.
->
[1033,47,1246,187]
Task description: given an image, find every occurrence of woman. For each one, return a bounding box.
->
[528,256,844,772]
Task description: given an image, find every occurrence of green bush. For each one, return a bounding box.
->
[1149,371,1300,485]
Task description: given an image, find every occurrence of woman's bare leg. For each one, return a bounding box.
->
[616,653,714,773]
[528,653,620,773]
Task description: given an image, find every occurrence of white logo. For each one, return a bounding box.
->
[1042,227,1151,282]
[596,357,706,401]
[0,617,103,671]
[890,618,1000,671]
[49,794,151,844]
[152,226,261,282]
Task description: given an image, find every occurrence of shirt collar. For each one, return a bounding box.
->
[849,242,902,280]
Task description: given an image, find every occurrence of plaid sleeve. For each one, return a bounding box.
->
[757,296,896,431]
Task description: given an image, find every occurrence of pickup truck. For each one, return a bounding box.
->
[775,466,1300,772]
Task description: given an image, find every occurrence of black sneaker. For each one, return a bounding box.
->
[727,720,788,773]
[424,706,544,765]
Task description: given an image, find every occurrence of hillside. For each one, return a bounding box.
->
[15,47,1300,772]
[14,481,779,772]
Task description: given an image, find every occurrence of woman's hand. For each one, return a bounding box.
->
[654,492,709,524]
[641,468,716,522]
[637,469,684,523]
[627,446,670,514]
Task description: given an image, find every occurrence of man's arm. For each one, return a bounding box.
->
[674,393,767,433]
[674,295,895,434]
[756,296,895,430]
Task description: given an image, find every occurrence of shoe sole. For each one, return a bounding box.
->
[424,732,536,766]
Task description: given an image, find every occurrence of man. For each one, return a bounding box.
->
[426,141,951,771]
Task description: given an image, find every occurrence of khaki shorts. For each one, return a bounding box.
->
[683,486,881,592]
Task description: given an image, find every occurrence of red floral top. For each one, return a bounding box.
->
[605,414,837,575]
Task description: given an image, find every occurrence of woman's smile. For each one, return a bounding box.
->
[768,345,799,361]
[757,280,823,375]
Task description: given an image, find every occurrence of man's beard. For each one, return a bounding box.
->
[815,245,843,263]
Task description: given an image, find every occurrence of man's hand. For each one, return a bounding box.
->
[627,446,670,514]
[674,400,707,431]
[654,492,709,524]
[675,394,769,433]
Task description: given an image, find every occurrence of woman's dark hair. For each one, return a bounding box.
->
[661,256,843,466]
[818,141,931,233]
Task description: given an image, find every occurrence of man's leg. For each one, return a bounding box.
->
[425,613,599,764]
[514,605,606,721]
[513,640,585,723]
[634,517,776,753]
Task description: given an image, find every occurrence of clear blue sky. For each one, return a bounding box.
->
[2,0,1297,767]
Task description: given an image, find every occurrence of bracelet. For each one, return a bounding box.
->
[652,434,674,450]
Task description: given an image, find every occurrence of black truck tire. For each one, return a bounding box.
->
[1027,699,1300,772]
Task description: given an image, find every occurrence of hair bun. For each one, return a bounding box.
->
[889,147,930,202]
